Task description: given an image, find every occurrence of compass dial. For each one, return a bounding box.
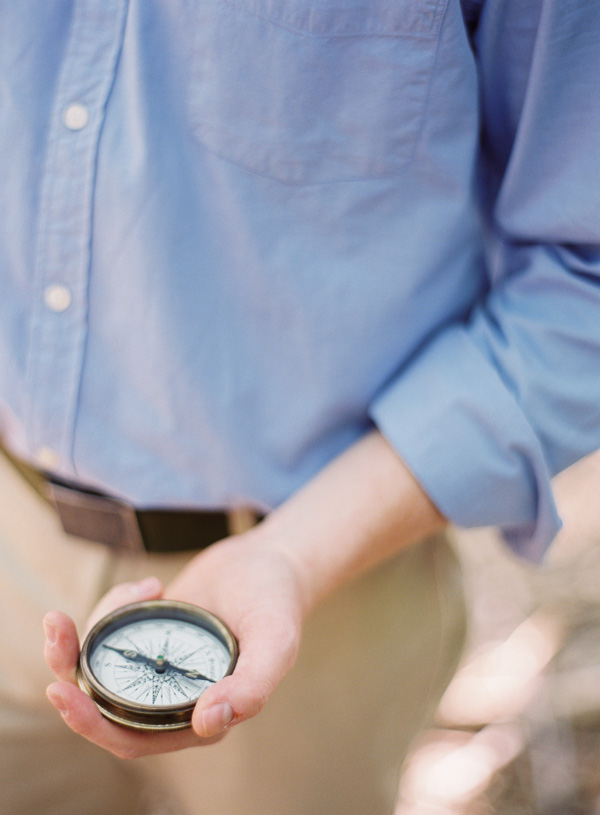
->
[78,601,237,731]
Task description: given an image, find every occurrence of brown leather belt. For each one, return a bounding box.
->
[9,453,262,554]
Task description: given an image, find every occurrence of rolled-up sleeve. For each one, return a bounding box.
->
[371,0,600,561]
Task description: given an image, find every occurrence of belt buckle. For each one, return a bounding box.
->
[47,480,146,553]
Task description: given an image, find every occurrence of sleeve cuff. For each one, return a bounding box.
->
[369,325,562,563]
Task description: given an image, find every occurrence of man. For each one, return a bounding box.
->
[1,0,599,813]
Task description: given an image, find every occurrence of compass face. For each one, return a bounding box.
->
[78,601,238,730]
[89,616,232,706]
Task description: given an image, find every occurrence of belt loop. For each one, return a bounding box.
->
[227,507,260,536]
[47,481,146,553]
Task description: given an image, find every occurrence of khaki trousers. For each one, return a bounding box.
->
[0,452,466,815]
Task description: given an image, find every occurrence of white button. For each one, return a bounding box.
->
[63,103,89,131]
[36,447,60,470]
[44,284,72,312]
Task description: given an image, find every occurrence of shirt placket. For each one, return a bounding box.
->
[25,0,128,476]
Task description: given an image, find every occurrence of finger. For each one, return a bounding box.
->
[44,611,80,684]
[46,681,227,759]
[86,576,164,631]
[192,612,300,737]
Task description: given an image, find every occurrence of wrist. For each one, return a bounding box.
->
[255,431,446,614]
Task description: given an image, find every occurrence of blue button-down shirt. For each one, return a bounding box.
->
[1,0,599,561]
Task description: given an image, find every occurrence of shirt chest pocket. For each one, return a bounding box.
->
[187,0,447,184]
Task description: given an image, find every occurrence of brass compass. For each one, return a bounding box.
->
[77,600,238,731]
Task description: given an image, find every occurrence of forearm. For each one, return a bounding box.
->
[258,430,446,616]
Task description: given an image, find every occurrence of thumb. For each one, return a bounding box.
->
[191,614,300,738]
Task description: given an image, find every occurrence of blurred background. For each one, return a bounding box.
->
[396,452,600,815]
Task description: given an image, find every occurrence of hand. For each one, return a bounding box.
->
[44,431,444,760]
[44,531,306,759]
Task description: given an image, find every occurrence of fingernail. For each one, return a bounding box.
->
[201,703,234,737]
[130,576,161,596]
[43,618,57,646]
[46,688,67,715]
